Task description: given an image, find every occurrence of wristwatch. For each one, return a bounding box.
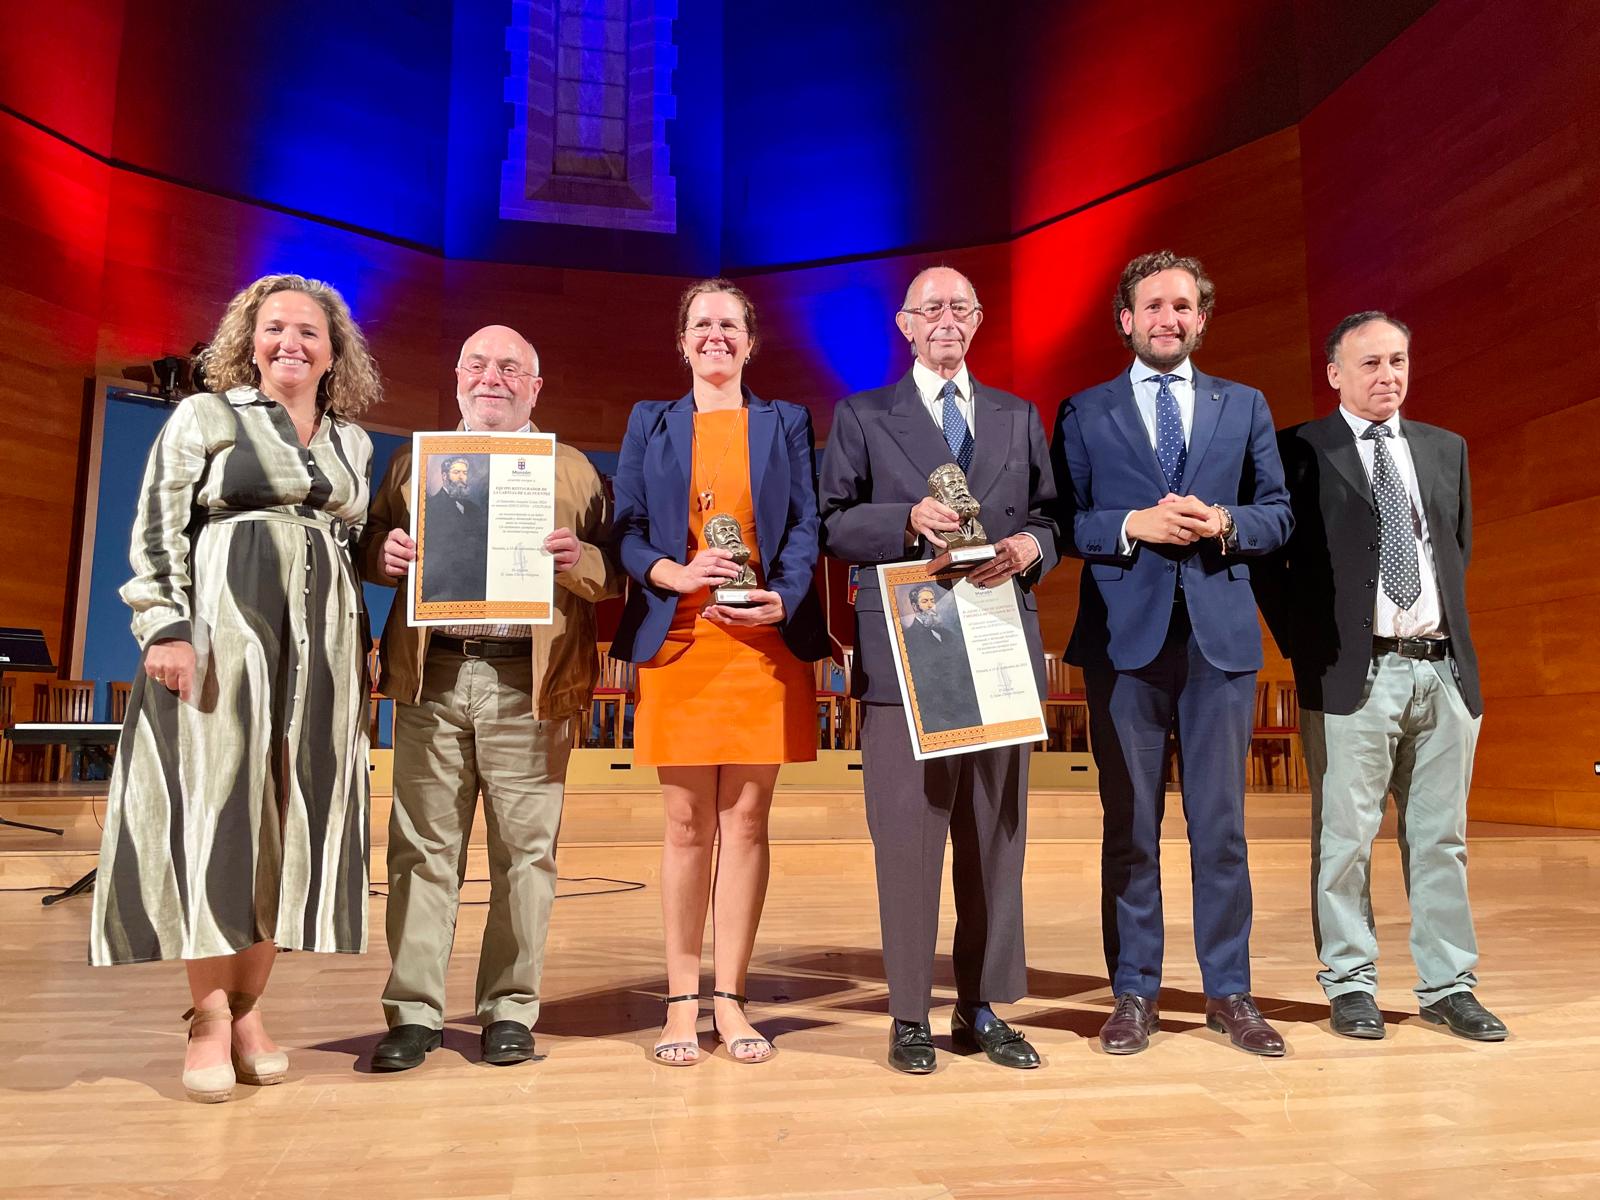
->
[1213,504,1235,554]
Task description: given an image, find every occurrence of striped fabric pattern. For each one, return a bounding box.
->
[91,388,374,965]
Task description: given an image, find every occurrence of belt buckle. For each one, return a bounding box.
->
[460,638,484,659]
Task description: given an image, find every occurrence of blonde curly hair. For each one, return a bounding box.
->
[199,274,382,418]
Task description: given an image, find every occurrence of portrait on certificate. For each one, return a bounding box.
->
[876,561,1047,760]
[408,431,557,626]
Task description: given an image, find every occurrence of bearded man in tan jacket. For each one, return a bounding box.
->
[360,325,618,1070]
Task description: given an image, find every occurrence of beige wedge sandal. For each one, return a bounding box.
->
[228,992,289,1086]
[180,1005,236,1103]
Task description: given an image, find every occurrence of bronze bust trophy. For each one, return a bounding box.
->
[704,513,760,604]
[926,463,996,570]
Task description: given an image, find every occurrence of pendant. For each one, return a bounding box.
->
[698,489,714,512]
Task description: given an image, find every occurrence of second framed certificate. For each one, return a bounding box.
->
[876,561,1047,760]
[408,431,557,626]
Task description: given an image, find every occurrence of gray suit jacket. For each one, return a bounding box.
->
[817,370,1059,705]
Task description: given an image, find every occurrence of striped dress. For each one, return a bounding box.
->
[91,387,373,965]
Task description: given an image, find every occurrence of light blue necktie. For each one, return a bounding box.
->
[1147,373,1186,492]
[940,380,973,472]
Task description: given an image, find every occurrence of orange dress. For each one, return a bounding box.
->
[633,408,816,767]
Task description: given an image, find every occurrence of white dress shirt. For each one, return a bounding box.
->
[1336,406,1445,639]
[910,359,1041,570]
[1119,357,1196,552]
[438,419,536,640]
[912,360,975,434]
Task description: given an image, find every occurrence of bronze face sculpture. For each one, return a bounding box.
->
[927,463,987,549]
[704,513,759,600]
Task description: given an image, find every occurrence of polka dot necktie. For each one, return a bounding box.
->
[940,380,973,472]
[1147,374,1186,492]
[1362,423,1422,610]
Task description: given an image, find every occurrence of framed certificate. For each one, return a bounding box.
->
[407,431,557,626]
[876,561,1047,760]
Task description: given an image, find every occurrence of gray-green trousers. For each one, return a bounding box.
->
[1302,651,1481,1004]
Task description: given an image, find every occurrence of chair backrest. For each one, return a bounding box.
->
[595,643,636,692]
[1043,652,1070,695]
[49,680,96,723]
[107,681,133,723]
[0,676,13,726]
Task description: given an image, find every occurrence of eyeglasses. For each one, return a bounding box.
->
[902,300,981,322]
[687,319,747,337]
[457,359,530,381]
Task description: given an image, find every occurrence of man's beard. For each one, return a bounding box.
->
[914,610,938,627]
[443,480,470,500]
[1131,326,1202,371]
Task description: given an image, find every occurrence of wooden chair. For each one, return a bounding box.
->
[1249,679,1302,790]
[1042,653,1088,752]
[107,681,133,724]
[42,679,97,780]
[366,640,392,749]
[814,658,846,749]
[0,675,13,782]
[589,643,635,748]
[833,647,859,750]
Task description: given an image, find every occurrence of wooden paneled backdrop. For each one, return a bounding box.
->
[1,0,1593,825]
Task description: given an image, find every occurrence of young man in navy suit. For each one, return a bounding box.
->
[1051,251,1293,1056]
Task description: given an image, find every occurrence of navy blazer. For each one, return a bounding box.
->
[818,370,1060,705]
[1051,366,1292,673]
[610,390,829,664]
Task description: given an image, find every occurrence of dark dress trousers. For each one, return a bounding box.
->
[1052,367,1291,1000]
[818,370,1058,1022]
[609,390,829,664]
[1253,411,1481,717]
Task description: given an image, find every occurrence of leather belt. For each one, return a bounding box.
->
[431,635,531,660]
[1373,635,1450,661]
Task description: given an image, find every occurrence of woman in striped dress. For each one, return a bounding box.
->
[90,274,382,1103]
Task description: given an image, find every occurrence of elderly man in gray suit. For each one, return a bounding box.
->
[818,266,1059,1074]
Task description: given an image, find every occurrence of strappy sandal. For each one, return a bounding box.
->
[651,994,703,1066]
[228,992,289,1086]
[712,990,775,1064]
[180,1004,236,1103]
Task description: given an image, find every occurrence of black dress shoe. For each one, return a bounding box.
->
[1419,992,1508,1042]
[373,1024,442,1072]
[888,1019,936,1074]
[481,1020,536,1065]
[1099,993,1160,1055]
[951,1008,1040,1069]
[1329,992,1385,1040]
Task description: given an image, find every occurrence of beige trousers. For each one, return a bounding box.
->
[382,646,573,1029]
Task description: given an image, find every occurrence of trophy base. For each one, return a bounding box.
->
[927,544,997,573]
[713,587,760,606]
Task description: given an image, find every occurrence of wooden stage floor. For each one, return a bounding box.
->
[2,790,1598,1198]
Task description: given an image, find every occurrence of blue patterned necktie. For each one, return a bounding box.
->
[940,379,973,472]
[1147,373,1186,492]
[1362,423,1422,610]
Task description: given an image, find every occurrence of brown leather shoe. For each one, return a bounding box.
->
[1205,993,1286,1056]
[1099,993,1160,1054]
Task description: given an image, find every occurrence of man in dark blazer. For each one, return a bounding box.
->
[1255,312,1505,1043]
[900,583,982,733]
[819,266,1058,1074]
[421,455,489,601]
[1052,251,1293,1056]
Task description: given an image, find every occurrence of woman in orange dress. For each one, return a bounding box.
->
[612,279,828,1064]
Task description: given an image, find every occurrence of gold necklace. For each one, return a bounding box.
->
[694,409,743,513]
